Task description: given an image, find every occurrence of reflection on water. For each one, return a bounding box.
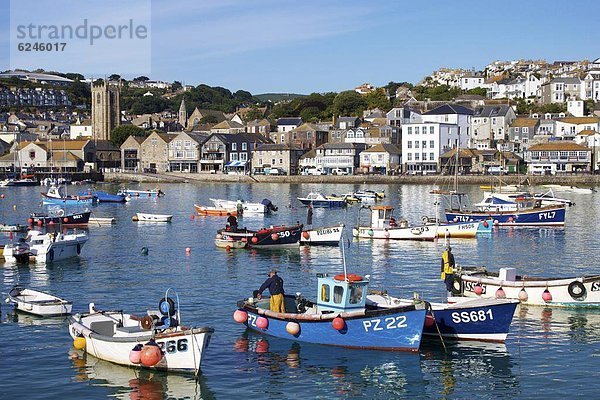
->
[2,309,69,327]
[70,354,215,400]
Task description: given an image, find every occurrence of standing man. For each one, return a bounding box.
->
[257,269,286,312]
[440,246,456,292]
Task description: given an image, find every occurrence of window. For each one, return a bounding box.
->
[231,153,239,161]
[333,286,344,304]
[349,284,363,304]
[430,152,435,161]
[430,140,434,148]
[407,127,412,135]
[279,158,283,164]
[422,126,427,134]
[184,140,191,148]
[422,141,427,149]
[407,153,412,161]
[515,127,520,133]
[280,134,285,143]
[271,159,275,165]
[429,126,434,134]
[415,141,419,148]
[240,153,247,161]
[407,141,412,149]
[29,151,35,159]
[321,284,330,302]
[415,153,420,160]
[242,142,247,151]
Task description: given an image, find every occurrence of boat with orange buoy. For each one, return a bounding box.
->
[452,266,600,307]
[216,224,303,249]
[68,290,214,375]
[195,204,238,217]
[300,224,345,246]
[234,271,427,351]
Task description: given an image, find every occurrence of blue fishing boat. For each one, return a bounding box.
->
[79,189,129,203]
[445,192,566,226]
[42,185,95,206]
[297,192,347,208]
[366,293,518,342]
[234,272,426,351]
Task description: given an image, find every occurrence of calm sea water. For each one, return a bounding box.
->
[1,182,599,399]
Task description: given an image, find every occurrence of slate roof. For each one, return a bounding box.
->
[474,105,512,118]
[255,143,302,151]
[424,104,474,116]
[276,117,303,126]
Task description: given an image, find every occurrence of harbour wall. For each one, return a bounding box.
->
[104,171,600,186]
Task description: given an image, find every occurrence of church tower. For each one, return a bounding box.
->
[178,98,187,130]
[91,80,121,141]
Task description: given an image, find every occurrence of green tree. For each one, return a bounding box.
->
[133,76,149,82]
[171,81,183,91]
[111,125,147,147]
[365,88,391,111]
[300,106,322,122]
[332,91,367,116]
[244,107,264,122]
[108,74,121,81]
[466,87,487,97]
[130,96,170,114]
[200,115,219,124]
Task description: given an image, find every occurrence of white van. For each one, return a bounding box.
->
[304,168,324,175]
[488,166,507,175]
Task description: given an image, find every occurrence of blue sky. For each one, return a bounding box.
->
[1,0,599,94]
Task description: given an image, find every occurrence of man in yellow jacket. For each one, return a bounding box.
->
[440,246,456,292]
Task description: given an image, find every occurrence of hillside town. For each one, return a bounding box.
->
[2,58,600,179]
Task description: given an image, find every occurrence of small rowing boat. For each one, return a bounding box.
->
[195,204,237,217]
[6,286,72,316]
[133,213,173,223]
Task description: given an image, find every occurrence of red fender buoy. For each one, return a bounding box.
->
[332,317,345,331]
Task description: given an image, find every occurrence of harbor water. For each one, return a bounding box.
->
[1,182,599,399]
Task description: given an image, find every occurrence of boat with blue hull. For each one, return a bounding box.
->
[79,190,129,203]
[445,192,566,226]
[42,186,95,206]
[235,273,426,351]
[366,294,518,342]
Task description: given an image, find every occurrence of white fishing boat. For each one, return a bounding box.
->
[6,286,73,316]
[482,190,574,207]
[301,224,344,246]
[453,266,600,307]
[3,230,88,263]
[541,184,593,194]
[68,291,214,375]
[352,206,437,241]
[133,213,173,222]
[210,198,277,214]
[119,188,165,198]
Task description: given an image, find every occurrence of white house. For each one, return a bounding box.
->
[459,73,485,91]
[69,118,92,139]
[276,117,303,132]
[470,105,517,149]
[386,107,422,127]
[401,122,460,174]
[421,104,473,143]
[359,144,401,175]
[583,71,600,101]
[555,117,600,139]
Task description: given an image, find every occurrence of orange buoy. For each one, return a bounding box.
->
[256,316,269,330]
[483,220,489,228]
[27,218,33,224]
[63,217,69,223]
[271,233,279,241]
[251,237,259,244]
[140,340,163,367]
[37,220,43,226]
[233,309,248,323]
[495,287,506,299]
[226,245,231,251]
[332,317,345,331]
[286,322,300,336]
[542,289,552,302]
[0,194,4,198]
[474,284,484,295]
[129,344,143,364]
[302,231,310,240]
[424,314,435,328]
[185,247,191,254]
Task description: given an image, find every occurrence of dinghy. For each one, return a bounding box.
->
[68,291,214,375]
[133,213,173,222]
[3,230,88,263]
[6,286,72,316]
[195,204,238,217]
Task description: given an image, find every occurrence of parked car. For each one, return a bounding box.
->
[331,168,349,175]
[488,166,507,175]
[268,168,283,175]
[302,168,324,175]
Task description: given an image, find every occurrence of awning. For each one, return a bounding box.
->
[225,160,248,167]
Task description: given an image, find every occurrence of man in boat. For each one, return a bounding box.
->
[441,246,456,293]
[256,269,286,313]
[227,213,238,231]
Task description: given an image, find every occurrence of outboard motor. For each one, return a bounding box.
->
[261,198,278,212]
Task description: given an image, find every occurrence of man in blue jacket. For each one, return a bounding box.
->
[257,269,286,312]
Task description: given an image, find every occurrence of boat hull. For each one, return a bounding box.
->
[30,211,91,226]
[301,225,344,246]
[123,189,164,198]
[241,307,425,351]
[352,226,437,241]
[69,316,213,374]
[42,195,94,206]
[195,204,237,217]
[298,199,346,208]
[210,199,271,214]
[31,233,88,263]
[221,225,303,248]
[135,213,172,222]
[457,271,600,307]
[424,299,518,342]
[446,206,566,226]
[430,221,484,239]
[8,287,72,316]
